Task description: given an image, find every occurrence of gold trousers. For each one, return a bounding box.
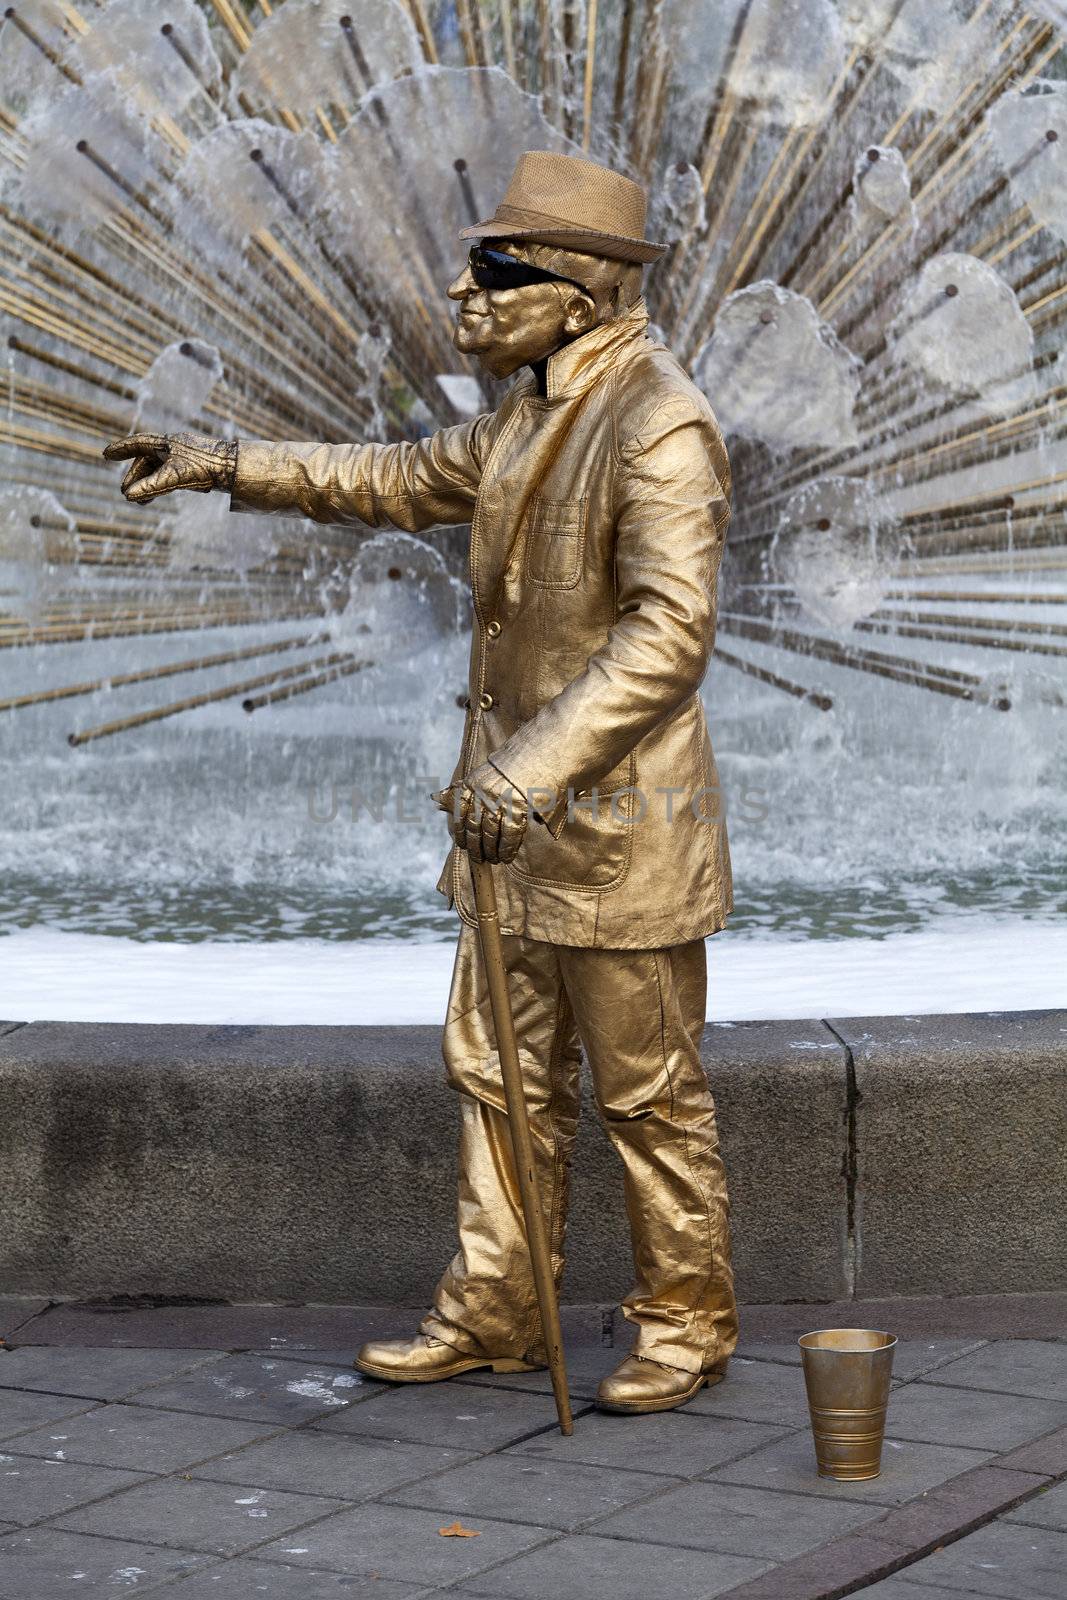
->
[419,921,739,1375]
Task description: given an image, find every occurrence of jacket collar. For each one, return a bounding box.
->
[513,297,651,405]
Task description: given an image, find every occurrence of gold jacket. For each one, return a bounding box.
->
[232,297,733,947]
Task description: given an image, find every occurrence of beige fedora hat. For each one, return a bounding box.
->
[459,150,667,264]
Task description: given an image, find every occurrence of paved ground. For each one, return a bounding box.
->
[1,1293,1065,1599]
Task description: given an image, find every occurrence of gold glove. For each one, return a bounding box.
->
[432,761,529,864]
[102,432,237,504]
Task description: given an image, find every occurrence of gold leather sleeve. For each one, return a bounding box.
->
[229,412,496,530]
[489,399,730,826]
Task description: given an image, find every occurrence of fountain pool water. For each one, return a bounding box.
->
[0,1,1064,1020]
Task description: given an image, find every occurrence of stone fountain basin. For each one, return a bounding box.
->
[1,1009,1063,1306]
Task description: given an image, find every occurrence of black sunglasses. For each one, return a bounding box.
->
[467,245,591,298]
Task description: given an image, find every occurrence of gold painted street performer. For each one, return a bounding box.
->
[104,152,738,1415]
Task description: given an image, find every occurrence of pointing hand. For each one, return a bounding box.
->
[102,432,237,504]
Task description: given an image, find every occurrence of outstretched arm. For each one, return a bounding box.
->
[103,412,495,532]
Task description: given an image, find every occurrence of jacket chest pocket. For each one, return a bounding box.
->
[524,495,586,589]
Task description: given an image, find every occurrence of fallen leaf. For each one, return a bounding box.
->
[438,1521,480,1538]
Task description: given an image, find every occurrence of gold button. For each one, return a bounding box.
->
[486,619,501,639]
[479,691,493,710]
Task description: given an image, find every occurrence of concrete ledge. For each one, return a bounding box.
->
[835,1010,1067,1298]
[0,1010,1062,1305]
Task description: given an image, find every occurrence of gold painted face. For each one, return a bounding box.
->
[447,243,599,380]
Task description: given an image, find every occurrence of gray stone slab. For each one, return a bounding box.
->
[0,1389,97,1442]
[253,1502,551,1584]
[923,1339,1067,1402]
[53,1475,349,1556]
[0,1299,49,1341]
[192,1429,475,1501]
[1005,1478,1067,1531]
[455,1531,771,1599]
[383,1452,675,1531]
[315,1381,568,1451]
[0,1344,217,1400]
[880,1380,1067,1451]
[895,1519,1067,1597]
[0,1526,207,1598]
[157,1561,434,1599]
[848,1584,985,1600]
[741,1292,1067,1345]
[127,1353,370,1425]
[709,1429,993,1505]
[0,1452,151,1525]
[508,1410,788,1476]
[7,1400,278,1473]
[12,1300,408,1351]
[589,1478,889,1560]
[250,1347,368,1368]
[834,1010,1067,1297]
[683,1356,811,1427]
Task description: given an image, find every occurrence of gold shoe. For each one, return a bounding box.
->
[353,1333,541,1384]
[595,1354,727,1415]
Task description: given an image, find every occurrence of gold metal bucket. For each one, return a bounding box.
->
[798,1328,897,1480]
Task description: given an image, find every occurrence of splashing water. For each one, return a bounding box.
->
[0,0,1063,956]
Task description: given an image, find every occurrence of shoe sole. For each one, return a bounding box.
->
[352,1354,542,1384]
[595,1369,726,1415]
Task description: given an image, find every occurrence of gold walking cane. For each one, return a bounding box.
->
[468,855,574,1436]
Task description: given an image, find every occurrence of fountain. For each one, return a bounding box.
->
[0,0,1063,995]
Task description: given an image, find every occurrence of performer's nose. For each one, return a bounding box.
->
[447,264,476,300]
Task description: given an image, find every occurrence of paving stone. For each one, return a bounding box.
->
[7,1401,278,1473]
[384,1451,675,1531]
[888,1338,991,1385]
[893,1519,1067,1597]
[590,1478,890,1559]
[709,1429,993,1505]
[508,1409,788,1476]
[847,1583,983,1599]
[683,1357,811,1427]
[156,1560,435,1598]
[455,1341,618,1402]
[194,1429,474,1500]
[845,1582,977,1599]
[6,1301,410,1351]
[127,1353,371,1425]
[250,1348,361,1369]
[740,1293,1067,1346]
[0,1344,215,1400]
[0,1526,208,1598]
[0,1299,50,1342]
[880,1380,1067,1451]
[53,1474,349,1556]
[0,1388,96,1442]
[0,1452,151,1525]
[1004,1478,1067,1531]
[996,1422,1067,1478]
[454,1531,771,1599]
[253,1501,550,1584]
[923,1339,1067,1402]
[315,1381,568,1451]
